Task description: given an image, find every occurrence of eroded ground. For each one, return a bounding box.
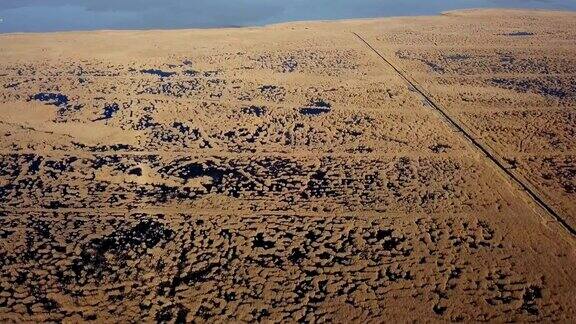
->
[0,9,575,322]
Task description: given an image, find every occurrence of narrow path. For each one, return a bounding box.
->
[352,32,576,238]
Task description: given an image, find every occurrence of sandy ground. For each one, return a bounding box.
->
[0,9,575,322]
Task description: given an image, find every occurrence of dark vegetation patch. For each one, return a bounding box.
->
[396,51,445,74]
[156,304,189,323]
[299,107,331,116]
[444,54,471,60]
[241,105,267,117]
[429,144,451,153]
[171,122,202,141]
[259,85,278,92]
[136,80,202,98]
[73,142,139,152]
[203,70,221,77]
[128,167,143,177]
[540,157,576,194]
[282,58,298,72]
[140,69,177,78]
[311,99,331,108]
[258,85,286,102]
[93,103,119,121]
[299,99,332,116]
[423,61,445,74]
[433,304,447,315]
[503,157,518,169]
[30,93,69,107]
[4,82,21,89]
[183,70,199,77]
[506,31,534,36]
[135,115,160,130]
[253,233,275,249]
[490,77,573,99]
[521,286,542,315]
[66,219,174,282]
[159,161,243,194]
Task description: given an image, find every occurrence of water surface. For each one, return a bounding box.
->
[0,0,575,33]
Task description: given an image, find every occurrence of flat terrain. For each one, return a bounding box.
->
[0,9,575,322]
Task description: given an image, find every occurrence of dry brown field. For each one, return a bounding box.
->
[0,9,575,322]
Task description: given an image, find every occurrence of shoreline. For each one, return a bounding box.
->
[1,7,575,36]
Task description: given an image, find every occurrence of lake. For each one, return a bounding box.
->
[0,0,575,33]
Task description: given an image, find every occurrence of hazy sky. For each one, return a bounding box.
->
[0,0,575,32]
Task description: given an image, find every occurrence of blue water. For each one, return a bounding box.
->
[0,0,575,33]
